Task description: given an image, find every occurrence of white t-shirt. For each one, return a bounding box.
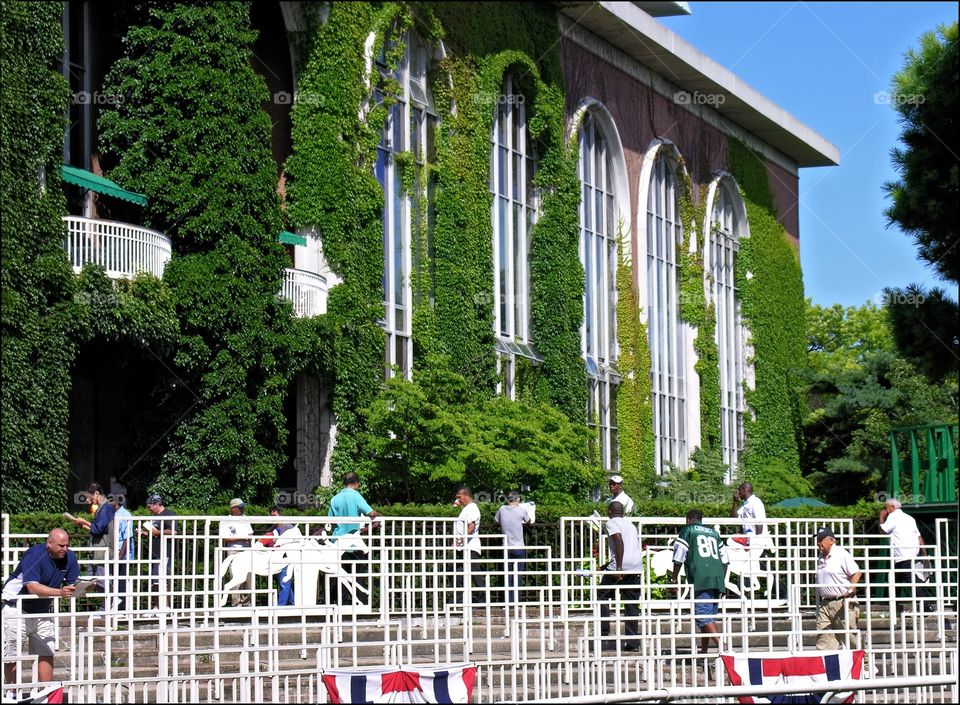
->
[816,544,861,598]
[880,509,922,562]
[604,517,642,573]
[219,517,253,547]
[737,494,766,535]
[456,502,482,555]
[612,491,635,516]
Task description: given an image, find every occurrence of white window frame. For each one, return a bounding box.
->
[490,74,538,399]
[704,175,750,480]
[639,140,698,474]
[376,31,436,381]
[578,111,620,473]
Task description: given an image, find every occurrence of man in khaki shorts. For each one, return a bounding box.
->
[2,529,80,684]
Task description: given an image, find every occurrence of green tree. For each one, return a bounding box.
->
[801,300,957,504]
[882,284,959,383]
[882,22,958,283]
[360,359,603,504]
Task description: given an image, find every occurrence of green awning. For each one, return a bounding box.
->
[278,230,307,246]
[60,165,147,206]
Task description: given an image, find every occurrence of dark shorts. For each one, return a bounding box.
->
[694,589,721,628]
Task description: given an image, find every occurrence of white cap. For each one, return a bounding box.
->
[609,475,624,484]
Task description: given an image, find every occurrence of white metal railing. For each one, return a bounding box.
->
[0,514,956,703]
[63,215,171,279]
[280,268,327,317]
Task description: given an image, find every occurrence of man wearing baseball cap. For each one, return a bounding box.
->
[607,475,634,516]
[141,494,176,615]
[814,527,862,650]
[220,499,253,607]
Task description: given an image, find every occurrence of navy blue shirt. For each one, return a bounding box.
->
[90,501,116,542]
[2,543,80,613]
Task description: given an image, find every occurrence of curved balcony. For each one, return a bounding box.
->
[63,215,171,279]
[280,268,327,318]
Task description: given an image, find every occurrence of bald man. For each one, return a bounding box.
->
[2,529,79,683]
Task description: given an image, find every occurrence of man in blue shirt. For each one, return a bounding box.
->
[2,529,80,684]
[72,482,116,590]
[327,473,381,604]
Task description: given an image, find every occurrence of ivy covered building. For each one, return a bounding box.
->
[1,1,837,512]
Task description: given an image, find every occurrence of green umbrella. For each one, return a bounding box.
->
[771,496,831,508]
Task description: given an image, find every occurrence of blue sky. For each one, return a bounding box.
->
[658,1,957,308]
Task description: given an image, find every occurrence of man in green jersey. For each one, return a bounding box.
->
[671,509,728,653]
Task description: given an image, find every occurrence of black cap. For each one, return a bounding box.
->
[815,527,835,542]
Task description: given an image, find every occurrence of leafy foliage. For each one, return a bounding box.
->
[285,2,393,485]
[0,0,78,512]
[883,22,959,283]
[360,360,604,504]
[882,284,959,383]
[615,226,655,498]
[801,299,957,504]
[729,139,807,489]
[97,2,314,504]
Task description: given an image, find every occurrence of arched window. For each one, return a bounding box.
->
[706,178,747,476]
[490,74,538,398]
[645,147,688,472]
[578,112,619,472]
[375,31,437,380]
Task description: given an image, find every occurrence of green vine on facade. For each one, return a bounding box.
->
[728,138,806,485]
[1,0,77,512]
[614,225,654,497]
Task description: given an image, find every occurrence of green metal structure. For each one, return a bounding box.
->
[887,423,958,504]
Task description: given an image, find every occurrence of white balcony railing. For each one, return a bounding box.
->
[63,215,171,279]
[280,268,327,318]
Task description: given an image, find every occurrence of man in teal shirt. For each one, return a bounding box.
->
[327,472,381,604]
[329,472,381,538]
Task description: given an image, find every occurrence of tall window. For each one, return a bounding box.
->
[646,149,688,472]
[707,180,746,475]
[579,113,619,472]
[375,32,437,380]
[490,74,538,398]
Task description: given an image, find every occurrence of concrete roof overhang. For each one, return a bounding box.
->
[559,2,840,167]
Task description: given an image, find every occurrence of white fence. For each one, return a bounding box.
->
[280,268,327,318]
[1,514,956,703]
[63,215,172,279]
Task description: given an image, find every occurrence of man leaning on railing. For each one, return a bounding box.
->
[2,529,79,685]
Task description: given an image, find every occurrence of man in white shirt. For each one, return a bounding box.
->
[731,483,784,598]
[453,486,484,603]
[598,501,641,652]
[879,498,931,612]
[814,527,861,650]
[607,475,634,515]
[731,482,766,537]
[220,498,253,607]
